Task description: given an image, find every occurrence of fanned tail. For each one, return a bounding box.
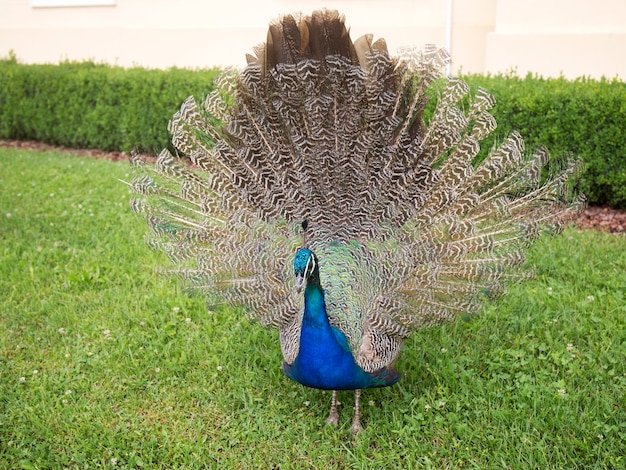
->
[129,9,584,373]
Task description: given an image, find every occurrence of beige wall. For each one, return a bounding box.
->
[486,0,626,78]
[1,0,624,78]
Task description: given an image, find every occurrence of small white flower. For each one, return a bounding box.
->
[65,353,70,358]
[155,367,161,373]
[57,327,66,334]
[32,369,38,375]
[547,287,553,295]
[185,318,191,324]
[139,321,146,326]
[424,404,431,410]
[586,295,595,301]
[103,330,112,340]
[65,389,72,395]
[567,343,574,351]
[304,401,310,407]
[87,352,93,357]
[368,400,375,406]
[6,212,11,218]
[62,399,68,405]
[440,347,447,353]
[216,365,223,372]
[557,388,566,397]
[111,457,118,466]
[19,376,26,383]
[598,434,604,440]
[173,307,180,313]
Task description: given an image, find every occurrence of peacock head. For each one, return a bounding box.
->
[294,248,318,292]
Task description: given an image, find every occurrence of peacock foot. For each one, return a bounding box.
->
[325,410,339,426]
[350,419,363,436]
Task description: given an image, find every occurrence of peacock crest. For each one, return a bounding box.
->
[129,9,584,433]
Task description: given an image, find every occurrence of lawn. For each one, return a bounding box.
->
[1,147,625,468]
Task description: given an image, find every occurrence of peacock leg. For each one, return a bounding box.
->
[325,390,339,425]
[350,389,363,435]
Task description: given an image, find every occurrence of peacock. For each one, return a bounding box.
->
[129,9,584,434]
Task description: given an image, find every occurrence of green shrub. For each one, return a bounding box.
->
[1,56,625,207]
[0,56,219,153]
[462,73,626,208]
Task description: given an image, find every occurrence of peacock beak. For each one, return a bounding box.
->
[295,273,305,293]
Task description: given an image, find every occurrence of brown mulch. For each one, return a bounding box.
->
[1,138,130,162]
[575,206,626,234]
[3,139,625,234]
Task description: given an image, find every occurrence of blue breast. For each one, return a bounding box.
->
[282,282,400,390]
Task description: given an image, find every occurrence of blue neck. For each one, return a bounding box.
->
[282,274,401,390]
[301,280,330,329]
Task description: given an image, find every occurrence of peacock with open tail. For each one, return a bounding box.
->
[129,10,584,434]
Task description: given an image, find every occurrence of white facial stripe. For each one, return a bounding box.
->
[305,254,316,278]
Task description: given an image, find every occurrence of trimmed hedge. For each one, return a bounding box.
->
[462,73,626,208]
[0,55,220,153]
[1,56,625,207]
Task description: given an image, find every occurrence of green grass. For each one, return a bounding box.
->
[1,147,625,469]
